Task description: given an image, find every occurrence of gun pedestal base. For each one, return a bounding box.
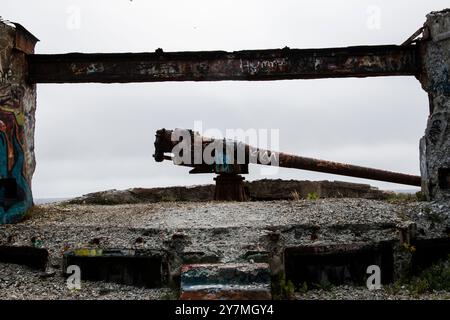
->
[214,174,248,201]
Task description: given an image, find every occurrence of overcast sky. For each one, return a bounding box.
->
[3,0,448,198]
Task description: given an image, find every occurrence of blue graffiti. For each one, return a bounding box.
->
[432,67,450,95]
[0,131,32,224]
[215,151,233,173]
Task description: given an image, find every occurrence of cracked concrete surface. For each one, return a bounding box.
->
[0,198,448,299]
[0,198,448,267]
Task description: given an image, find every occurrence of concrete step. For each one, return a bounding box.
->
[180,263,272,300]
[0,245,48,270]
[63,248,164,288]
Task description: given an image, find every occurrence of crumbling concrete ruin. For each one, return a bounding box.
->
[0,9,449,300]
[419,10,450,201]
[0,21,38,224]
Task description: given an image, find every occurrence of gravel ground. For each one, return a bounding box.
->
[1,263,448,300]
[0,263,175,300]
[295,285,450,300]
[0,198,413,263]
[23,199,404,230]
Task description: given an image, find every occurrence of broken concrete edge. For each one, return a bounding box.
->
[0,20,38,224]
[419,9,450,201]
[65,179,399,205]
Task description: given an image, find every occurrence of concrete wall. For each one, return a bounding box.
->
[0,21,37,224]
[419,9,450,201]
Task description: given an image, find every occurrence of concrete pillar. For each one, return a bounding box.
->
[419,9,450,201]
[0,21,38,224]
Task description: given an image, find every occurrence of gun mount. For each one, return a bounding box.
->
[154,128,421,201]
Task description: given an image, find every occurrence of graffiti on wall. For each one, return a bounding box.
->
[0,83,32,224]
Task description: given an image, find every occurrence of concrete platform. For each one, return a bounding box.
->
[0,198,448,296]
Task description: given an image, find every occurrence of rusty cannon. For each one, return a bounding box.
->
[154,128,421,201]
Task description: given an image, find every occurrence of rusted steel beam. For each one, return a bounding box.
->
[27,45,419,83]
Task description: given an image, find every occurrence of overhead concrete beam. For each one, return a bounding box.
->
[27,45,419,84]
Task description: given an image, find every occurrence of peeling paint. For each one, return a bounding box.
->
[0,21,37,224]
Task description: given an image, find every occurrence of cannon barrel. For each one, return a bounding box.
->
[154,128,421,187]
[275,152,421,186]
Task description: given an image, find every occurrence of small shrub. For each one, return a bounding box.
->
[160,195,177,202]
[386,255,450,296]
[402,243,416,253]
[394,254,450,295]
[273,274,296,299]
[313,279,333,291]
[290,190,300,201]
[307,192,319,201]
[161,290,180,300]
[417,255,450,291]
[297,281,308,294]
[408,278,429,296]
[387,192,416,203]
[415,191,427,201]
[385,281,403,295]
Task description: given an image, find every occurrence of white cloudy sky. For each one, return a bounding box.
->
[3,0,448,198]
